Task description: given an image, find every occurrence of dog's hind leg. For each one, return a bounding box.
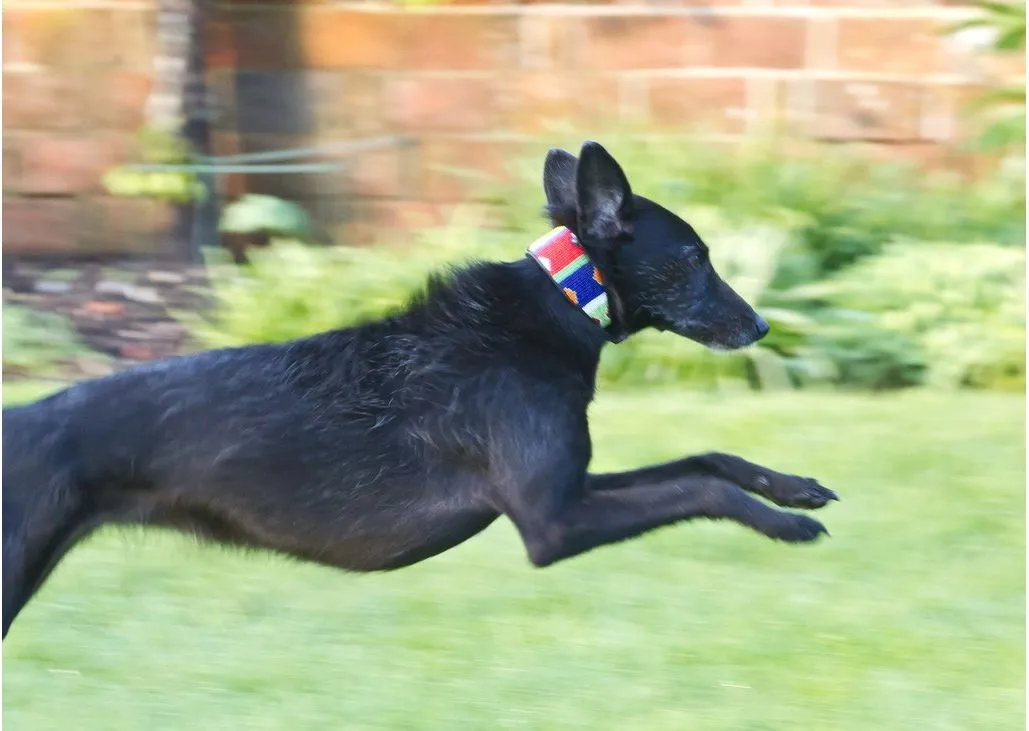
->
[3,502,30,637]
[2,471,98,639]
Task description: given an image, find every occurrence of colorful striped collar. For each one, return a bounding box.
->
[527,227,611,330]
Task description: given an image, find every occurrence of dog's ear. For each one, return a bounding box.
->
[576,141,633,242]
[543,148,578,228]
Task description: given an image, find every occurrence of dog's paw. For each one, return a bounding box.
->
[755,474,838,510]
[770,513,829,543]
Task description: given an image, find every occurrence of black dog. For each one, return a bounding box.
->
[2,141,836,639]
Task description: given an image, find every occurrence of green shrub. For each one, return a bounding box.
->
[219,194,316,241]
[2,305,106,379]
[182,208,509,350]
[795,242,1026,391]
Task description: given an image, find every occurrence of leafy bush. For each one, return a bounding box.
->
[219,194,316,241]
[181,208,505,350]
[2,306,106,379]
[795,242,1026,391]
[102,126,205,204]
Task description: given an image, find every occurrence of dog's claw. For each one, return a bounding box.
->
[774,514,828,543]
[758,474,838,510]
[797,480,838,510]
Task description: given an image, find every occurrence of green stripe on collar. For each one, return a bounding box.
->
[527,227,611,329]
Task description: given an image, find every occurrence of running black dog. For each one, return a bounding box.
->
[2,141,836,638]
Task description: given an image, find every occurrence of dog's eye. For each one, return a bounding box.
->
[681,250,704,268]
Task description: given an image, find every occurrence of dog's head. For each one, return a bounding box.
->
[542,141,769,350]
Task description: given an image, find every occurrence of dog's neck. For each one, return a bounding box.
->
[526,227,611,331]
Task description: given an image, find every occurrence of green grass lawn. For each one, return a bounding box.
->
[2,383,1025,730]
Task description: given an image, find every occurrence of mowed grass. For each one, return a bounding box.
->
[2,382,1025,731]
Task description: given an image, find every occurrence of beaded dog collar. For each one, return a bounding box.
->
[526,227,611,329]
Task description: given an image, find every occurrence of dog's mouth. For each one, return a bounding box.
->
[669,319,769,351]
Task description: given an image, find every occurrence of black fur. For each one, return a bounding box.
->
[2,141,836,639]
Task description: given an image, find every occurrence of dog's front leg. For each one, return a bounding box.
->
[590,453,837,510]
[506,469,827,569]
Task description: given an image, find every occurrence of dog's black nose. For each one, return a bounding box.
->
[754,316,770,340]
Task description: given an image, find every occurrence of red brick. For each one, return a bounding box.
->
[648,77,748,132]
[509,73,620,133]
[2,198,79,254]
[206,18,238,70]
[340,73,388,135]
[811,81,924,141]
[949,43,1028,83]
[519,15,562,69]
[221,0,334,5]
[19,137,131,195]
[303,72,387,135]
[2,71,85,131]
[100,198,173,248]
[211,131,243,159]
[351,200,445,231]
[746,77,791,134]
[583,16,693,69]
[986,49,1027,81]
[3,10,151,71]
[386,77,500,132]
[517,0,625,4]
[3,9,87,69]
[418,138,519,202]
[582,15,805,70]
[221,173,251,200]
[810,0,939,4]
[77,9,155,71]
[301,11,402,69]
[3,139,21,193]
[81,197,173,254]
[437,202,505,228]
[402,15,519,70]
[711,17,807,68]
[609,0,745,4]
[360,200,505,243]
[90,72,152,130]
[837,18,946,74]
[924,83,1005,141]
[334,220,380,247]
[349,146,415,199]
[338,198,508,246]
[920,83,962,141]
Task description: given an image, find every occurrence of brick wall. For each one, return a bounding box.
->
[3,0,1024,255]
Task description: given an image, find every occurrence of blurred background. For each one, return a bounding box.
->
[2,0,1025,729]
